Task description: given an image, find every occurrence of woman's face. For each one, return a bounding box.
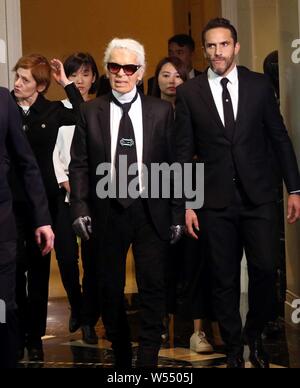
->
[14,67,42,105]
[158,62,184,98]
[68,65,96,100]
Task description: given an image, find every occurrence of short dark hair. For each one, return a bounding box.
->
[63,52,99,94]
[202,18,238,46]
[151,56,188,98]
[168,34,195,52]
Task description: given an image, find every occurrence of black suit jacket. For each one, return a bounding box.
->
[10,83,83,201]
[0,87,51,242]
[69,93,183,241]
[175,66,300,209]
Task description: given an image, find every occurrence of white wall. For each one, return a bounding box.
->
[0,0,22,89]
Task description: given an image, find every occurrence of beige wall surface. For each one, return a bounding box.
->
[277,0,300,324]
[21,0,222,99]
[21,0,175,99]
[237,0,278,72]
[174,0,222,71]
[251,0,278,72]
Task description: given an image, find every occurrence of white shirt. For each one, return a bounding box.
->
[20,105,30,116]
[53,99,74,185]
[208,66,239,125]
[110,86,144,191]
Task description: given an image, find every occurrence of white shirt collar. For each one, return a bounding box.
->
[208,65,238,86]
[112,86,137,104]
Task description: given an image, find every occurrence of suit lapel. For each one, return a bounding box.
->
[197,73,225,131]
[198,67,249,143]
[98,93,154,165]
[97,95,111,163]
[140,95,154,165]
[234,67,248,142]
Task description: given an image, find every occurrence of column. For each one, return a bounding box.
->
[277,0,300,328]
[0,0,8,87]
[0,0,22,89]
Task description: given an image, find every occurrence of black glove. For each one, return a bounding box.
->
[170,225,185,245]
[72,216,92,241]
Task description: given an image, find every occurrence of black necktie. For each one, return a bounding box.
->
[220,77,235,141]
[111,92,139,208]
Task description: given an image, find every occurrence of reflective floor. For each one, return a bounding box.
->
[17,296,300,368]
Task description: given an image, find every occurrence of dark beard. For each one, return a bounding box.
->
[210,56,235,76]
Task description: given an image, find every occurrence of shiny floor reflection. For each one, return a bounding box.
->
[17,297,300,368]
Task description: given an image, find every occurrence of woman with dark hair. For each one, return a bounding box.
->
[151,56,188,107]
[53,52,100,345]
[12,53,83,362]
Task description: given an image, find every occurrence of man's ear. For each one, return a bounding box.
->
[137,67,145,83]
[234,42,241,56]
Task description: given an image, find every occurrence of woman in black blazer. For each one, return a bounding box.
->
[11,53,83,362]
[0,87,54,368]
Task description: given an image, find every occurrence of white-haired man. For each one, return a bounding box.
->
[69,38,184,368]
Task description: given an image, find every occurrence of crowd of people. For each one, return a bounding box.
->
[1,17,300,369]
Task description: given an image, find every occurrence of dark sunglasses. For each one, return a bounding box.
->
[107,62,141,76]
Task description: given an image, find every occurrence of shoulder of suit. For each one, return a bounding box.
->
[177,74,203,93]
[0,86,9,98]
[237,65,269,83]
[85,95,108,108]
[141,94,173,111]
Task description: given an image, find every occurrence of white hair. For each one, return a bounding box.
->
[103,38,146,68]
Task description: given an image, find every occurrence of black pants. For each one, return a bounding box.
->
[100,199,168,357]
[54,192,81,316]
[14,203,52,347]
[0,240,18,368]
[55,190,100,325]
[199,185,278,355]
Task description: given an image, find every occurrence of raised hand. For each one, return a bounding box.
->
[50,58,71,88]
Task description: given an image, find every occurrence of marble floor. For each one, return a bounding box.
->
[17,296,300,369]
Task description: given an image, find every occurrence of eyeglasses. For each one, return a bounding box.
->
[107,62,141,76]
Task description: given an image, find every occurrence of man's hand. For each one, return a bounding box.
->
[287,194,300,224]
[185,209,199,240]
[61,180,71,193]
[170,225,185,245]
[72,216,92,241]
[35,225,54,256]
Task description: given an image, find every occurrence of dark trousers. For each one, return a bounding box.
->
[54,192,81,316]
[55,190,100,325]
[81,240,101,326]
[199,184,278,355]
[100,199,169,365]
[14,203,51,347]
[0,240,18,368]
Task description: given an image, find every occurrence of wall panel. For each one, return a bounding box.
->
[21,0,175,99]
